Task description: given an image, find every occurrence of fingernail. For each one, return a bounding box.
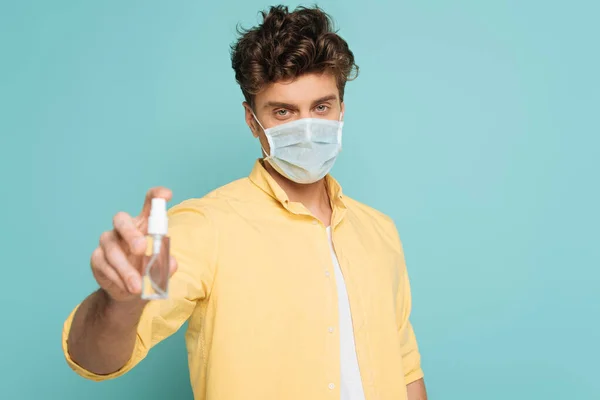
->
[128,276,140,293]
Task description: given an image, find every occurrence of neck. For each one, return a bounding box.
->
[263,161,332,224]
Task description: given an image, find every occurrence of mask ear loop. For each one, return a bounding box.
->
[337,112,344,145]
[251,111,273,158]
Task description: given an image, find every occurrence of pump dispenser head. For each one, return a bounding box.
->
[148,198,167,235]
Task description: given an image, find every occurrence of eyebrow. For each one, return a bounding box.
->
[311,94,338,107]
[263,94,339,110]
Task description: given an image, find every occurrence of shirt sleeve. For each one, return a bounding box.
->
[62,201,217,380]
[396,238,424,384]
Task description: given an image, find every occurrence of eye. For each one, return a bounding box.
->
[275,109,289,117]
[315,104,330,113]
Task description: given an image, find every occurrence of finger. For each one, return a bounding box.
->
[100,231,141,294]
[168,255,178,276]
[138,187,172,220]
[91,247,128,293]
[113,211,146,255]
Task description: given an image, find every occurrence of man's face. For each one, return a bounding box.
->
[244,72,345,155]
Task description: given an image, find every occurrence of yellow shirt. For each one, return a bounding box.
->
[62,160,423,400]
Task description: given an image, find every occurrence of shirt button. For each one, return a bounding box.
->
[328,383,335,390]
[328,327,334,333]
[312,220,318,225]
[325,270,330,277]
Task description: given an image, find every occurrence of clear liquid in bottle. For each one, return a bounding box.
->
[142,234,170,300]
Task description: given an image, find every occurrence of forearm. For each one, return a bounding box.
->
[407,378,427,400]
[67,289,146,375]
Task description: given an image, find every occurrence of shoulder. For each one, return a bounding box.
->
[168,177,257,217]
[343,195,397,229]
[342,195,404,250]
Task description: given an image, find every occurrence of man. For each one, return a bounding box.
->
[63,5,427,400]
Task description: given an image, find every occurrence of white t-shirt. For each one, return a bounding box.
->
[326,227,366,400]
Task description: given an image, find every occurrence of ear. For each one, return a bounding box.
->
[340,101,345,120]
[243,102,260,138]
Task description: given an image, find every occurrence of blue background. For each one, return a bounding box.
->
[1,0,598,399]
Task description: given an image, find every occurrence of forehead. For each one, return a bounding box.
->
[255,72,339,107]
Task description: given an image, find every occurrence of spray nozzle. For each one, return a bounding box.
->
[148,198,168,236]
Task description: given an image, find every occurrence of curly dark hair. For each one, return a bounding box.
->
[230,5,359,107]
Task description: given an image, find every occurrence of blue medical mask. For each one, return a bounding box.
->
[252,113,344,184]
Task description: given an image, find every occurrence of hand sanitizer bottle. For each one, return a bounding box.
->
[142,198,170,300]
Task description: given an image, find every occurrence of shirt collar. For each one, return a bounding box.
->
[248,159,347,218]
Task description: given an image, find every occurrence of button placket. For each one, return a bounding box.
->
[322,223,339,397]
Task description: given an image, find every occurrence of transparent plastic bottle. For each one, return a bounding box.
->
[141,198,170,300]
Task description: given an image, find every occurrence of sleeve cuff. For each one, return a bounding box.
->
[62,305,146,381]
[404,367,424,385]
